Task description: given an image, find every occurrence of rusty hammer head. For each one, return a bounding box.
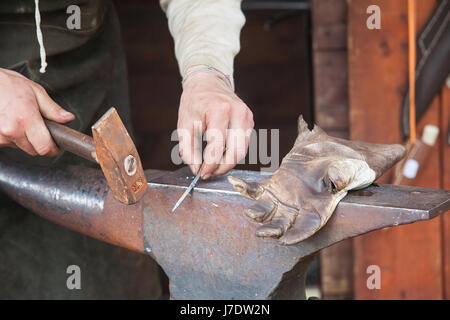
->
[91,108,147,205]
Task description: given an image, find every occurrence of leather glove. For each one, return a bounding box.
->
[228,116,406,245]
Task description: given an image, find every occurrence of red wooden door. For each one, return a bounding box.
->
[348,0,448,299]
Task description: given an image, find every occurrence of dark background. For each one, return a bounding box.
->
[114,0,313,172]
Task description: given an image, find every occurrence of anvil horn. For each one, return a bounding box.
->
[0,160,448,299]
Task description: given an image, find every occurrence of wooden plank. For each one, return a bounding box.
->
[313,51,349,130]
[441,84,450,299]
[313,24,347,51]
[311,0,347,25]
[349,0,443,299]
[311,0,346,51]
[320,240,353,299]
[311,0,347,51]
[312,0,349,131]
[312,0,352,300]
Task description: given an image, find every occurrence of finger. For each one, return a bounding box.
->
[0,136,15,148]
[255,206,297,238]
[24,113,59,157]
[212,124,251,177]
[9,134,38,156]
[227,176,263,200]
[244,201,275,222]
[278,208,321,245]
[0,108,38,155]
[30,83,74,123]
[1,69,28,78]
[200,116,229,179]
[256,221,284,238]
[178,121,203,175]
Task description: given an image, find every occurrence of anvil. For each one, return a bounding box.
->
[0,161,448,299]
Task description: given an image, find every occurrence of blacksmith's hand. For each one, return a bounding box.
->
[177,67,254,179]
[0,68,75,156]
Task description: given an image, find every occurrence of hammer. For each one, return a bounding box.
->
[44,107,147,205]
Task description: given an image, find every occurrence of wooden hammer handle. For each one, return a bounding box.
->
[44,120,97,163]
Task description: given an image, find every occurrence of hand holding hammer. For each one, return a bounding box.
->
[45,108,147,204]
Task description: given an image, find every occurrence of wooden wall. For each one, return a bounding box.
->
[311,0,353,300]
[442,82,450,299]
[315,0,449,300]
[348,0,449,299]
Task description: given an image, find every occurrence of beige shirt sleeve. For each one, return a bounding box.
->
[160,0,245,88]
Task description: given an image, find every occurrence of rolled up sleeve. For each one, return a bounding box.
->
[160,0,245,86]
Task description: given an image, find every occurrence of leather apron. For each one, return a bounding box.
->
[0,0,163,299]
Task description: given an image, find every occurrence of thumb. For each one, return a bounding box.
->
[30,82,75,123]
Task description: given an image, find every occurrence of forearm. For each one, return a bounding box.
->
[160,0,245,89]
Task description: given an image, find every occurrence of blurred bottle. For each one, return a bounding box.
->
[393,125,440,186]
